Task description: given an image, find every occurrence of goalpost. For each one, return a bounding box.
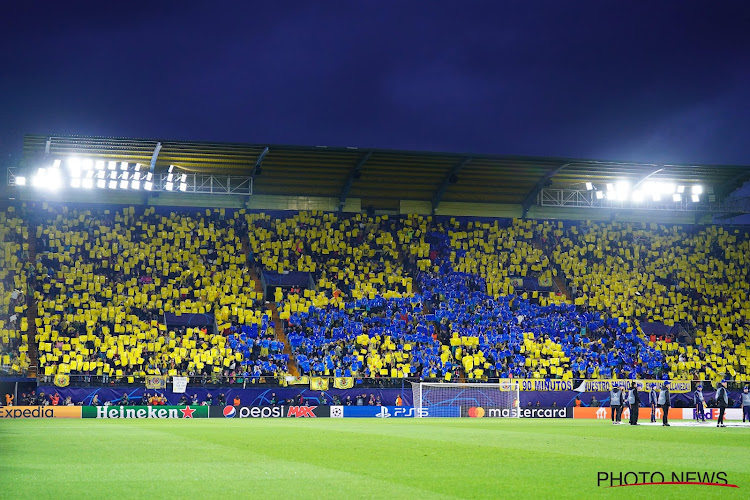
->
[411,381,521,418]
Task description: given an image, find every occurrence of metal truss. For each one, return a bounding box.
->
[538,187,707,212]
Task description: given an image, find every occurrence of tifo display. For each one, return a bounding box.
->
[1,204,749,402]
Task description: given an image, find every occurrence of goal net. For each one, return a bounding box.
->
[411,381,521,418]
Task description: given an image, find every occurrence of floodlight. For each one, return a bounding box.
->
[585,182,593,191]
[53,159,62,168]
[121,172,129,180]
[672,193,681,202]
[135,164,141,171]
[146,172,153,181]
[32,168,46,187]
[167,173,174,182]
[180,174,187,182]
[168,165,174,173]
[16,176,27,186]
[97,170,105,179]
[97,179,106,189]
[95,160,105,170]
[131,180,141,190]
[82,178,93,189]
[615,180,630,193]
[108,180,117,189]
[631,191,644,202]
[606,191,616,200]
[165,182,174,191]
[691,194,700,202]
[677,185,685,194]
[179,182,187,192]
[692,185,703,195]
[595,191,604,200]
[86,170,95,179]
[71,178,81,188]
[107,161,117,170]
[652,192,661,201]
[663,183,676,194]
[120,180,129,189]
[120,162,129,170]
[82,159,93,170]
[144,181,153,191]
[606,183,614,192]
[133,172,141,181]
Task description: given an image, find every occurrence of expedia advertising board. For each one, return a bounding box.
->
[210,405,330,418]
[0,406,82,419]
[82,405,208,419]
[461,406,573,418]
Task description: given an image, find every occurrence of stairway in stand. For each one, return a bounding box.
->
[25,220,39,379]
[241,235,300,377]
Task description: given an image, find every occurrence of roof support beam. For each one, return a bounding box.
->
[432,157,471,214]
[338,152,371,212]
[522,162,571,216]
[250,147,269,179]
[149,142,162,174]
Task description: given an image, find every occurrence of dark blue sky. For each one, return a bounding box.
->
[2,1,749,173]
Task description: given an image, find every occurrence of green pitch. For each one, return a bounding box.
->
[1,419,748,499]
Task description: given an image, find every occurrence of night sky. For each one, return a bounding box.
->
[2,1,749,175]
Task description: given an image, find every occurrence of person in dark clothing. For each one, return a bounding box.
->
[658,382,671,426]
[649,384,659,423]
[628,382,640,425]
[742,386,750,423]
[716,381,729,427]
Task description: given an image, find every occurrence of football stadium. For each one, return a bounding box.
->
[1,134,750,498]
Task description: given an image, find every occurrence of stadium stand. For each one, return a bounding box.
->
[31,205,284,384]
[544,221,750,383]
[0,206,30,375]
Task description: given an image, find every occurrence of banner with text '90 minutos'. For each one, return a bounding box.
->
[82,406,208,419]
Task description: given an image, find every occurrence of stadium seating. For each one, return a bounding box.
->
[545,221,750,383]
[12,203,748,386]
[0,207,30,375]
[32,206,280,383]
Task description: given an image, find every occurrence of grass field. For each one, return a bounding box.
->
[1,419,748,499]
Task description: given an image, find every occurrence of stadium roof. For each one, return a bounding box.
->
[22,134,750,208]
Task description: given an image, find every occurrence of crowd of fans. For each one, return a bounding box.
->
[0,203,747,387]
[0,207,29,375]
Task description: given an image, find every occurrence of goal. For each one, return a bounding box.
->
[411,381,521,418]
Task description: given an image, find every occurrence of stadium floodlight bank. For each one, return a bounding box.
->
[411,381,520,418]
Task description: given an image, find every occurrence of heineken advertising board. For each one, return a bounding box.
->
[82,405,208,419]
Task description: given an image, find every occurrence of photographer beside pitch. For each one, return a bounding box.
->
[742,386,750,423]
[716,381,728,427]
[649,383,658,423]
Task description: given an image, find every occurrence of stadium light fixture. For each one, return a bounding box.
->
[672,193,681,202]
[120,162,129,170]
[70,178,81,188]
[121,172,129,180]
[606,183,614,192]
[32,169,46,187]
[108,180,117,189]
[606,191,616,201]
[677,185,685,194]
[146,172,153,181]
[165,181,174,191]
[168,165,174,173]
[180,173,187,183]
[133,172,141,181]
[167,173,174,182]
[82,178,93,189]
[585,182,594,191]
[144,181,153,191]
[691,194,700,202]
[53,159,62,168]
[692,185,703,195]
[16,176,26,186]
[97,170,105,179]
[179,182,187,192]
[119,179,129,189]
[86,170,95,179]
[107,161,117,170]
[131,180,141,190]
[135,164,141,171]
[595,191,604,200]
[96,179,106,189]
[631,191,644,202]
[663,183,676,194]
[95,160,105,170]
